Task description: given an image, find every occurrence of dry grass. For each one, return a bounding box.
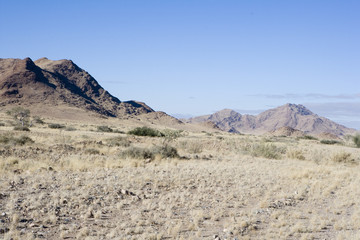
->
[1,115,360,239]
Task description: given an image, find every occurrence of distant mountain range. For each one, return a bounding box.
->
[185,104,356,136]
[0,58,356,136]
[0,57,153,117]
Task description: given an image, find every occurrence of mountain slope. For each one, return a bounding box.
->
[186,104,356,136]
[0,57,153,117]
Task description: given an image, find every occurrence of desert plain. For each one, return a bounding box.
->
[1,111,360,240]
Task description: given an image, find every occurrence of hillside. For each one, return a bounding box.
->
[186,103,356,136]
[0,57,153,117]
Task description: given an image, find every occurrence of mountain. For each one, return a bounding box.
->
[0,57,153,117]
[186,104,356,136]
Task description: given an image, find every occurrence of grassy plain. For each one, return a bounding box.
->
[1,113,360,240]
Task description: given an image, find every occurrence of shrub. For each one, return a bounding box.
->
[179,140,203,154]
[128,127,164,137]
[330,152,356,164]
[0,135,9,144]
[120,145,180,160]
[85,148,100,155]
[6,107,30,127]
[121,147,154,159]
[65,126,77,131]
[320,140,341,145]
[247,143,286,159]
[0,135,34,146]
[298,135,318,140]
[353,135,360,148]
[14,136,34,145]
[106,136,131,147]
[162,129,183,140]
[153,145,179,158]
[48,123,65,129]
[97,125,113,133]
[0,122,5,126]
[287,149,305,160]
[13,126,30,131]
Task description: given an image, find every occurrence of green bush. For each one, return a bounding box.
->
[48,123,65,129]
[320,139,341,145]
[298,135,318,140]
[13,126,30,131]
[97,125,113,132]
[153,145,179,158]
[128,127,164,137]
[353,135,360,148]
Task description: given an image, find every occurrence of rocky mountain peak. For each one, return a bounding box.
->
[187,103,356,136]
[0,57,154,117]
[283,103,313,116]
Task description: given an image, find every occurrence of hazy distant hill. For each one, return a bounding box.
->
[0,57,153,117]
[186,104,356,136]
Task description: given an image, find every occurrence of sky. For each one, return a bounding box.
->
[1,0,359,129]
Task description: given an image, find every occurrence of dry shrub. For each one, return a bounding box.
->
[0,134,34,146]
[178,140,203,154]
[84,148,100,155]
[65,126,77,131]
[246,143,286,159]
[120,145,179,160]
[287,149,306,160]
[162,129,183,141]
[106,136,131,147]
[121,147,154,160]
[330,152,356,164]
[97,125,113,132]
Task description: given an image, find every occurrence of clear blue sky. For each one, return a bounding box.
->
[1,0,359,128]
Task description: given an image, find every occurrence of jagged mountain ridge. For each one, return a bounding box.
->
[0,57,153,117]
[186,104,356,136]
